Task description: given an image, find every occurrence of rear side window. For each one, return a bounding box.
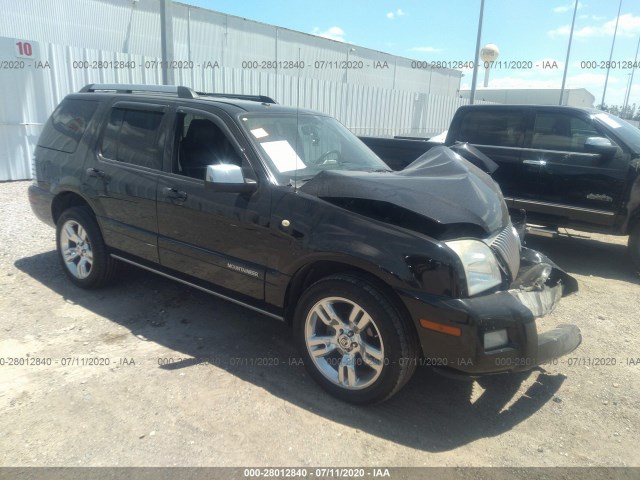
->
[455,110,525,148]
[37,99,98,153]
[101,107,164,170]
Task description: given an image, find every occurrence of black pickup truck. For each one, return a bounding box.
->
[361,104,640,269]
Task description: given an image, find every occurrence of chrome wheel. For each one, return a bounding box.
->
[304,297,385,390]
[59,220,94,280]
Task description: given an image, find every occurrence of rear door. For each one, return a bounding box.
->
[85,101,168,262]
[156,106,271,301]
[522,108,627,227]
[448,107,532,201]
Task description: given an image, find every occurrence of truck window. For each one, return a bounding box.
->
[37,99,98,153]
[530,112,600,153]
[101,108,164,170]
[455,110,524,147]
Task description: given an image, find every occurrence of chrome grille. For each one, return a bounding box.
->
[486,224,521,280]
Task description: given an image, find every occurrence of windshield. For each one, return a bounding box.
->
[239,113,390,185]
[593,112,640,154]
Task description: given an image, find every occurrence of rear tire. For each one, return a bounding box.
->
[293,273,418,404]
[56,206,117,288]
[629,222,640,272]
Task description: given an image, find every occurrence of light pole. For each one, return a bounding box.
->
[623,35,640,113]
[601,0,623,108]
[469,0,485,105]
[559,0,579,105]
[160,0,175,86]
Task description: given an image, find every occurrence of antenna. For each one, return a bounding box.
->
[294,47,301,192]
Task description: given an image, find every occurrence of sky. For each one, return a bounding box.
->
[180,0,640,107]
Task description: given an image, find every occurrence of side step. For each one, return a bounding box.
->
[526,226,559,238]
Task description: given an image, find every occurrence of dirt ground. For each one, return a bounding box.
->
[0,180,639,467]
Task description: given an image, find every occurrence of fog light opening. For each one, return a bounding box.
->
[484,329,508,350]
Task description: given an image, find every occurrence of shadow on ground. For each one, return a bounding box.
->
[16,250,566,452]
[524,232,639,284]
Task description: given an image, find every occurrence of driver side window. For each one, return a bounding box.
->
[531,113,606,153]
[174,113,243,180]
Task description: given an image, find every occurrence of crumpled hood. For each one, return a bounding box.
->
[300,146,510,236]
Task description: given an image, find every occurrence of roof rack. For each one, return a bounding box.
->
[79,84,277,104]
[79,83,198,99]
[196,92,277,104]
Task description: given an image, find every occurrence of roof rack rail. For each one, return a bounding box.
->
[195,92,277,104]
[79,83,198,99]
[79,84,277,104]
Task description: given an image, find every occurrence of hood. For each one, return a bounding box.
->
[300,146,509,236]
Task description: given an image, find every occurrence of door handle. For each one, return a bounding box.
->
[522,160,547,166]
[163,187,188,201]
[86,167,108,179]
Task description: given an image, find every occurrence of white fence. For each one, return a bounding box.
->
[0,36,485,181]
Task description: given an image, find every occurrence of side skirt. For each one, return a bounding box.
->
[110,254,285,322]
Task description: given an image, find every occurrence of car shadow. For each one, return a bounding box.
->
[15,250,566,452]
[523,232,639,284]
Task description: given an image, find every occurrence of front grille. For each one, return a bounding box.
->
[486,224,521,280]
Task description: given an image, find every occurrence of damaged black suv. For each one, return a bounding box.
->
[29,84,581,404]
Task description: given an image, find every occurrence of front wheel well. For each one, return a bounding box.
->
[283,261,422,354]
[52,192,91,225]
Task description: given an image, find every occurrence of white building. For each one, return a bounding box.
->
[0,0,475,180]
[459,88,595,108]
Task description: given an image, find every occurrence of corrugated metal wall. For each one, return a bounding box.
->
[0,0,475,180]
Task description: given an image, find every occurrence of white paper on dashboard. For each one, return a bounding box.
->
[250,127,269,139]
[261,140,303,173]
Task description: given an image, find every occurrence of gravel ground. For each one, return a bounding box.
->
[0,180,639,467]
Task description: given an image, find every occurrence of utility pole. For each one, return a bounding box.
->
[469,0,485,105]
[160,0,175,86]
[559,0,579,105]
[623,34,640,113]
[601,0,623,108]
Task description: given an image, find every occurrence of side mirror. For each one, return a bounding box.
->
[205,164,257,193]
[584,137,617,159]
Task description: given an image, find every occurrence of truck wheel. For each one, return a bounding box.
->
[629,223,640,272]
[293,274,418,404]
[56,206,117,288]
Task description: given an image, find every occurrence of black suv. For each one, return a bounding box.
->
[29,84,581,403]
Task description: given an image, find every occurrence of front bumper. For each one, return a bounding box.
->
[399,247,581,375]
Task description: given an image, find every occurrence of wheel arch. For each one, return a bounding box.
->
[51,191,92,225]
[283,259,422,354]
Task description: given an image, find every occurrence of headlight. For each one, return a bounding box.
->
[445,239,502,296]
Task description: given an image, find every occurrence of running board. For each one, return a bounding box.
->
[110,254,284,322]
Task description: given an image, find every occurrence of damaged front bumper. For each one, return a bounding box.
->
[398,247,581,375]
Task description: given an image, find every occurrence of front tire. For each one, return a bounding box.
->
[293,274,418,404]
[56,206,117,288]
[629,222,640,272]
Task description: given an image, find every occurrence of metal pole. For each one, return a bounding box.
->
[160,0,175,86]
[601,0,623,108]
[559,0,579,105]
[469,0,485,105]
[623,34,640,113]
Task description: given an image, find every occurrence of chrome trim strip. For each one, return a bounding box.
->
[504,197,615,216]
[110,254,284,321]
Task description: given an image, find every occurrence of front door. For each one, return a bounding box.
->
[522,109,628,227]
[156,107,271,301]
